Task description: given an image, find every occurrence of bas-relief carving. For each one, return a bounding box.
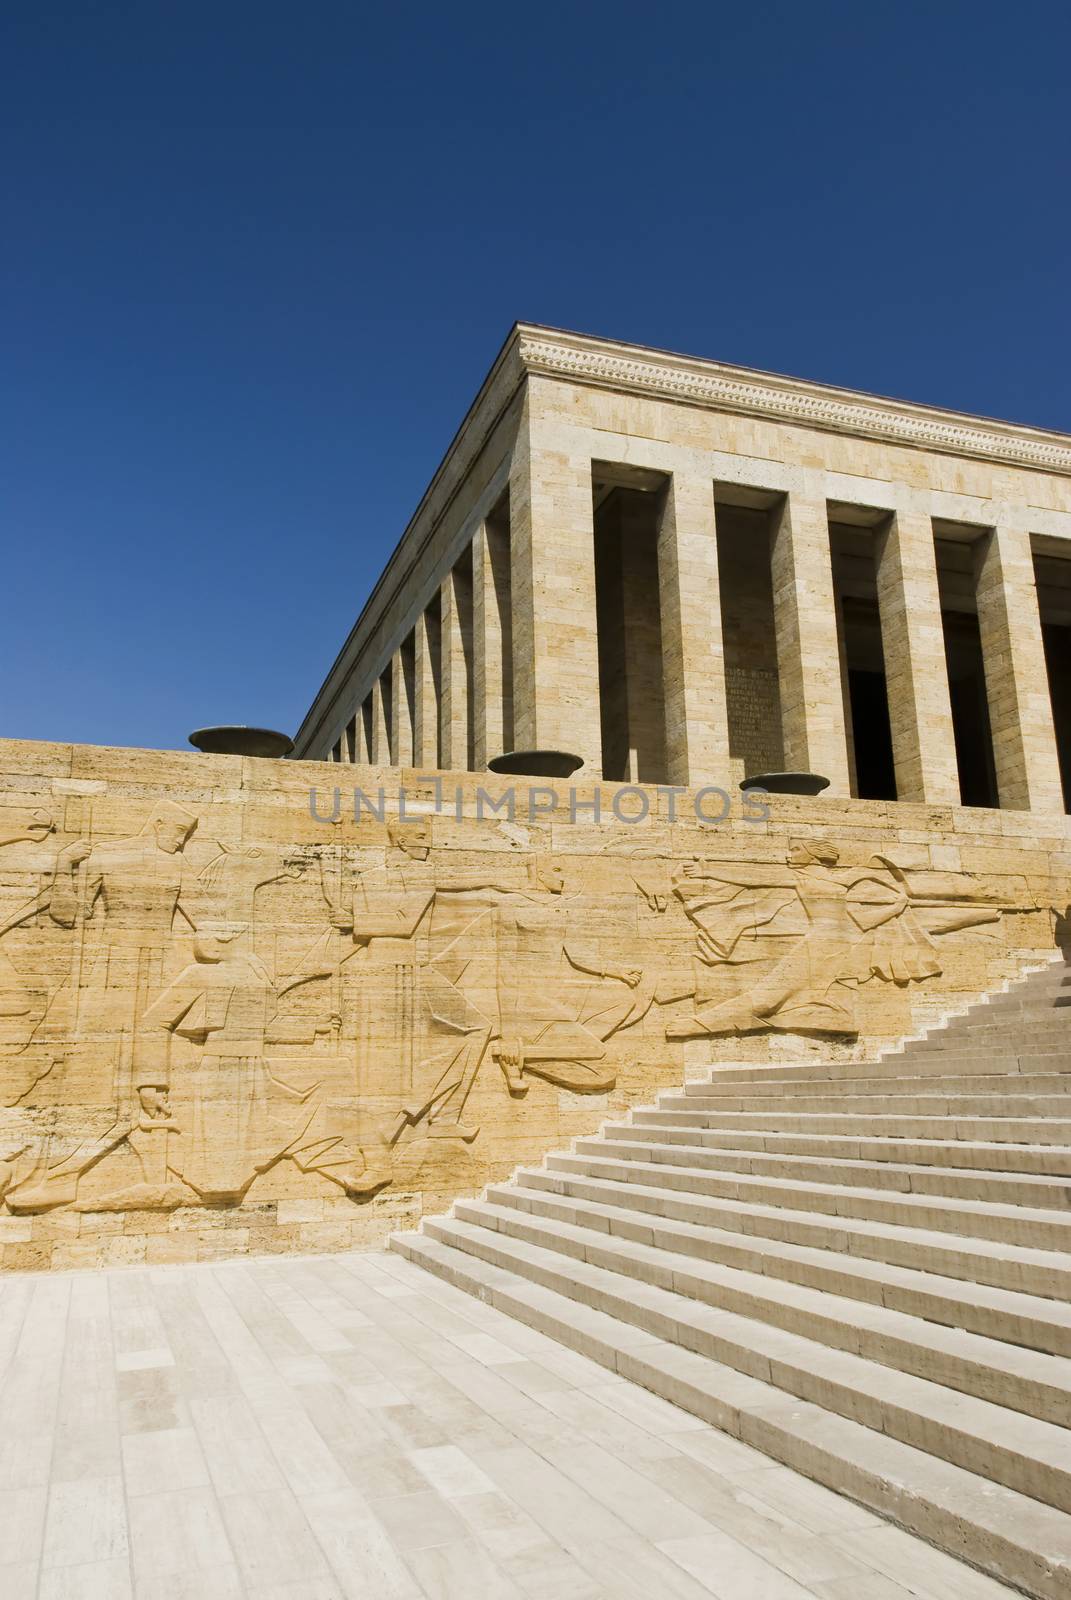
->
[0,802,1028,1226]
[666,838,1005,1039]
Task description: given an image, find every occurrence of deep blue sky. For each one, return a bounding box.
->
[3,2,1069,751]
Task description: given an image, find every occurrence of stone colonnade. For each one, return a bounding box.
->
[328,449,1066,815]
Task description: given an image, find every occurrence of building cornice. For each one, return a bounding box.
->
[516,326,1071,476]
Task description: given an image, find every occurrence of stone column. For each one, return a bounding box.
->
[439,563,472,770]
[413,609,439,768]
[874,511,960,803]
[509,403,602,772]
[975,522,1064,812]
[370,671,391,765]
[390,646,414,767]
[770,491,851,793]
[356,696,372,764]
[472,518,512,767]
[657,474,731,786]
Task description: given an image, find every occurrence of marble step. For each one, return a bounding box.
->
[907,1021,1071,1044]
[615,1123,1071,1175]
[416,1215,1071,1514]
[450,1196,1071,1424]
[392,1229,1071,1600]
[657,1090,1071,1117]
[514,1164,1071,1301]
[549,1148,1071,1251]
[481,1177,1071,1355]
[896,1036,1069,1062]
[703,1055,1067,1084]
[680,1070,1071,1098]
[591,1110,1071,1143]
[607,1123,1071,1202]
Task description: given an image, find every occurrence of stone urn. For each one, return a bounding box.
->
[189,726,294,759]
[487,750,584,779]
[740,771,830,796]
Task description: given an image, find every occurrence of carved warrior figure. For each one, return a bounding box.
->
[0,807,87,1062]
[6,827,394,1213]
[667,839,1002,1038]
[135,923,389,1203]
[322,836,645,1144]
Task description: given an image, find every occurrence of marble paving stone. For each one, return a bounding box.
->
[38,1557,134,1599]
[121,1424,211,1495]
[127,1485,234,1581]
[0,1248,1027,1599]
[408,1443,497,1499]
[371,1487,470,1552]
[134,1572,245,1600]
[401,1535,528,1599]
[297,1486,423,1599]
[218,1487,334,1589]
[659,1529,818,1598]
[0,1483,48,1565]
[41,1476,128,1569]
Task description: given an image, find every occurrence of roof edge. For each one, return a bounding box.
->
[515,322,1071,468]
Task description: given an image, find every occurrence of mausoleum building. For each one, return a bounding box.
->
[296,324,1071,813]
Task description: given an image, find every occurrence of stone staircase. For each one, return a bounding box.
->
[391,956,1071,1599]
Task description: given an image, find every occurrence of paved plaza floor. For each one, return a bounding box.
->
[0,1247,1018,1600]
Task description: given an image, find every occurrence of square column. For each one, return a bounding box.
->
[357,696,372,764]
[439,563,472,770]
[976,522,1064,812]
[472,517,513,767]
[657,474,731,786]
[390,646,413,767]
[413,610,439,768]
[509,407,602,773]
[770,492,850,793]
[370,670,390,764]
[874,512,960,803]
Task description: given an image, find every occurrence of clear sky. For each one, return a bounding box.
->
[3,1,1069,752]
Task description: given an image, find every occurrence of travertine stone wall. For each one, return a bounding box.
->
[1,738,1067,1272]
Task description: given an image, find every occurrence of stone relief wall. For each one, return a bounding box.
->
[1,739,1067,1271]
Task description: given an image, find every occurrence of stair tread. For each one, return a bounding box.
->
[550,1152,1071,1235]
[423,1215,1071,1486]
[630,1113,1069,1126]
[655,1098,1071,1115]
[517,1165,1071,1286]
[649,1129,1071,1154]
[484,1179,1071,1336]
[611,1127,1071,1187]
[395,1226,1071,1596]
[683,1075,1071,1095]
[454,1196,1071,1414]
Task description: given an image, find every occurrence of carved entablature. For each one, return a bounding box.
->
[516,330,1071,474]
